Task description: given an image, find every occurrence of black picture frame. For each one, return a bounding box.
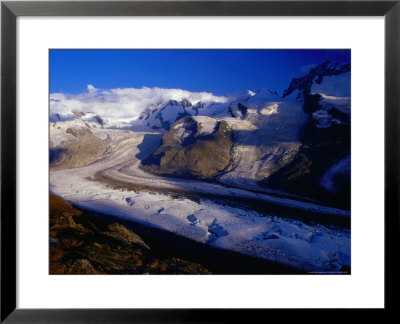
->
[1,0,399,322]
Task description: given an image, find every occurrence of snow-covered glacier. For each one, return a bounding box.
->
[49,61,351,273]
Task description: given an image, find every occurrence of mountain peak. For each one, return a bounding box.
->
[283,61,350,99]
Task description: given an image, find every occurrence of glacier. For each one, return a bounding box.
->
[49,61,351,273]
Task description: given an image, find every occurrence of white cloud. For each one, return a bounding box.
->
[86,84,97,92]
[50,86,228,121]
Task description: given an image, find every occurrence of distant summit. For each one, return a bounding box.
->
[283,61,350,114]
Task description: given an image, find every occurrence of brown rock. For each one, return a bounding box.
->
[50,126,110,171]
[142,116,233,180]
[67,259,100,274]
[106,223,150,249]
[49,194,211,275]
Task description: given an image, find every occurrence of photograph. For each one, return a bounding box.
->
[49,49,351,275]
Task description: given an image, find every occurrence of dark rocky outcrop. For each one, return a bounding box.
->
[49,194,211,274]
[262,113,350,209]
[261,61,351,209]
[141,116,233,180]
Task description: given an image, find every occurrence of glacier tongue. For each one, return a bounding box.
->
[50,128,350,272]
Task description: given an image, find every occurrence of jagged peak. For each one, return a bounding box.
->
[283,61,350,99]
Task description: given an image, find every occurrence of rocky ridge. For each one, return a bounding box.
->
[141,116,233,179]
[50,194,211,274]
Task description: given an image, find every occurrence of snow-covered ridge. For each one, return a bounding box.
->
[50,116,107,147]
[50,83,288,132]
[311,71,351,115]
[50,61,350,131]
[283,61,350,100]
[50,85,229,124]
[191,116,218,135]
[50,61,351,192]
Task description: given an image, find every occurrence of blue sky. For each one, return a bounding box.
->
[50,49,350,96]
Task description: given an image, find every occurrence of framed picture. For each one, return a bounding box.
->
[1,0,398,321]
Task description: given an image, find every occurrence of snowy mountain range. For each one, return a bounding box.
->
[50,60,350,208]
[49,61,351,272]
